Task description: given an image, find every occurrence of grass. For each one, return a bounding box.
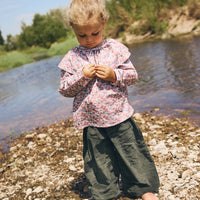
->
[22,46,48,54]
[0,51,34,72]
[47,37,79,57]
[23,46,49,61]
[0,37,79,72]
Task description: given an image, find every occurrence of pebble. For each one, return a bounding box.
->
[149,125,161,130]
[27,141,35,149]
[37,134,47,140]
[10,146,17,152]
[182,169,193,179]
[148,139,157,146]
[25,132,36,139]
[67,177,75,182]
[33,186,43,193]
[0,113,199,199]
[69,165,77,171]
[192,172,200,181]
[26,188,32,196]
[64,157,75,163]
[152,141,169,155]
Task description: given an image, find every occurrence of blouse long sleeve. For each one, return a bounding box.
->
[103,39,138,88]
[113,59,138,88]
[58,49,92,98]
[59,69,92,97]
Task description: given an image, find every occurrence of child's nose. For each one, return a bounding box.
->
[86,36,92,42]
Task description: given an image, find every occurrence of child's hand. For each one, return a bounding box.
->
[95,65,116,82]
[83,64,96,78]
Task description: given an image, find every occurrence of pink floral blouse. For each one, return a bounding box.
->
[58,39,138,129]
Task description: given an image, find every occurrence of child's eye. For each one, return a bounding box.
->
[78,34,86,38]
[92,32,99,36]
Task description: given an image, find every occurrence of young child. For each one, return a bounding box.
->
[58,0,160,199]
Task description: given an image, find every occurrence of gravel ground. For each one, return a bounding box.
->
[0,112,199,200]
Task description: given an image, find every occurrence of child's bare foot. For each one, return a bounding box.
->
[141,192,159,200]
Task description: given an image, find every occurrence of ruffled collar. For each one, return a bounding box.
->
[76,39,111,54]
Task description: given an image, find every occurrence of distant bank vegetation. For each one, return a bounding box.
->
[0,0,200,71]
[105,0,200,37]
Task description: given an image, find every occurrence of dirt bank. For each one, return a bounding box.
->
[0,112,199,199]
[117,6,200,45]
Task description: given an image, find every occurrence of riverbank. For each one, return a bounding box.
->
[1,4,200,73]
[0,112,199,199]
[0,38,78,72]
[116,5,200,45]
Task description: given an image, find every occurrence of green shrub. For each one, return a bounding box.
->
[0,45,5,52]
[105,0,191,37]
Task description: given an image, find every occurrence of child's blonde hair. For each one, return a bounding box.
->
[64,0,109,26]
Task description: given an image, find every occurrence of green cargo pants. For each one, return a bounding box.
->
[83,117,160,200]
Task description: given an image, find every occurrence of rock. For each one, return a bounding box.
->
[133,113,142,120]
[27,141,35,149]
[0,168,4,173]
[182,169,193,179]
[17,143,22,148]
[167,139,179,147]
[154,107,160,112]
[69,165,77,171]
[46,136,52,143]
[37,134,47,140]
[148,139,157,146]
[25,132,36,139]
[161,31,172,39]
[142,132,148,137]
[48,128,54,133]
[0,113,200,199]
[152,141,168,155]
[33,186,43,193]
[12,153,17,158]
[10,146,17,152]
[149,125,161,130]
[78,168,84,173]
[64,157,75,163]
[26,188,32,196]
[188,153,198,160]
[192,172,200,181]
[167,170,179,180]
[67,177,75,182]
[133,113,145,123]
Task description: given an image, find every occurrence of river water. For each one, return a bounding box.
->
[0,36,200,139]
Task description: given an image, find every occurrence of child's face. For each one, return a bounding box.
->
[72,21,105,49]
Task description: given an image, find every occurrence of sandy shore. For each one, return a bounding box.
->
[0,112,199,199]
